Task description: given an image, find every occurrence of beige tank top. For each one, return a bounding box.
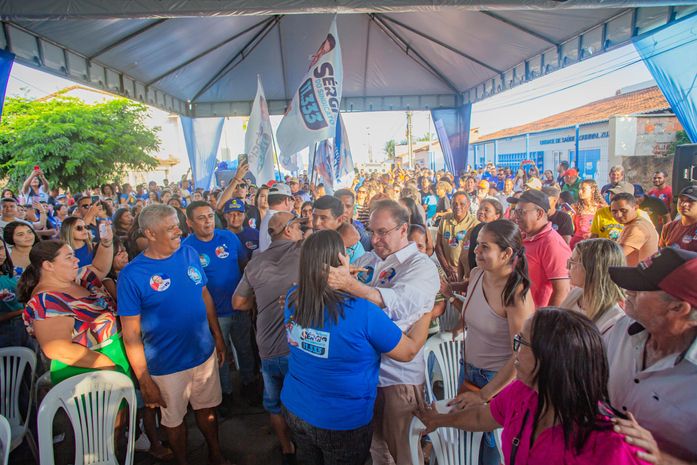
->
[464,268,512,372]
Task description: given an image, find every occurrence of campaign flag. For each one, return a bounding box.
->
[277,17,342,157]
[332,113,354,188]
[245,76,276,185]
[314,139,334,188]
[0,49,15,121]
[279,150,300,172]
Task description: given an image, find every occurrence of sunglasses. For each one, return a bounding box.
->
[75,225,85,231]
[512,333,531,352]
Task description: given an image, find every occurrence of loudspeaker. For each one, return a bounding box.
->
[673,144,697,194]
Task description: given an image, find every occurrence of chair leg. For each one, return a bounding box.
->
[25,430,38,462]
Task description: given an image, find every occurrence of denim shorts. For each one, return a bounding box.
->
[458,361,500,465]
[261,355,289,414]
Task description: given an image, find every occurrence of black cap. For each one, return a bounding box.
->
[679,184,697,201]
[507,189,550,211]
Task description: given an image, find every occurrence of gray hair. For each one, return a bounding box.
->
[610,165,624,174]
[138,204,178,232]
[370,199,410,225]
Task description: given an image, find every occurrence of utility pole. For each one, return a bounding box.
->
[406,110,413,169]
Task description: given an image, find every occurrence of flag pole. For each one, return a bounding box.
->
[269,124,283,181]
[309,142,318,187]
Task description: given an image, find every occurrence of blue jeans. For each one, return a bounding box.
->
[218,312,256,394]
[261,355,289,414]
[458,361,500,465]
[0,316,30,348]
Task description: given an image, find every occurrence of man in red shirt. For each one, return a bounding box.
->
[509,190,571,307]
[647,170,673,210]
[659,184,697,252]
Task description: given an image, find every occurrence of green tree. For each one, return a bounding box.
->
[0,96,160,192]
[417,132,434,142]
[384,139,396,160]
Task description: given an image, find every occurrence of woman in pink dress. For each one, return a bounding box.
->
[415,308,650,465]
[570,180,606,249]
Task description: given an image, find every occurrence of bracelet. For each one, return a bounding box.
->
[100,240,113,247]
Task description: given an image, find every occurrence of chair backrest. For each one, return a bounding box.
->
[0,415,10,465]
[0,347,37,435]
[424,332,464,401]
[37,371,137,465]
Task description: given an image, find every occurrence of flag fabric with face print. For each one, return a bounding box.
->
[277,17,342,157]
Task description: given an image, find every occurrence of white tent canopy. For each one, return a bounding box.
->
[1,1,695,116]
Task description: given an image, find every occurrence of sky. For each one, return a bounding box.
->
[4,43,654,176]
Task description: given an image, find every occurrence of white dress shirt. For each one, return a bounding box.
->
[605,316,697,461]
[355,242,439,387]
[258,208,280,252]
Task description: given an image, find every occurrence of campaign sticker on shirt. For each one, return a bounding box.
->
[461,240,471,250]
[245,241,258,251]
[215,245,229,259]
[378,267,396,285]
[552,223,559,230]
[683,234,693,244]
[357,265,374,284]
[199,253,211,268]
[248,218,257,229]
[287,319,331,358]
[150,274,171,292]
[443,231,451,241]
[187,266,203,285]
[456,230,467,242]
[0,288,16,302]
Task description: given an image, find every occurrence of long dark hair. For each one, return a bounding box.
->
[530,307,614,454]
[17,240,65,303]
[289,230,349,328]
[3,221,39,247]
[480,219,530,307]
[0,239,14,277]
[399,197,425,226]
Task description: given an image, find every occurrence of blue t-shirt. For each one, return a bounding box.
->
[74,244,94,268]
[234,227,260,260]
[281,290,402,430]
[182,230,246,317]
[117,245,214,376]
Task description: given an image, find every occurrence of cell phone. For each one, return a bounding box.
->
[561,202,575,214]
[98,222,107,237]
[33,165,40,171]
[31,195,41,203]
[91,195,100,203]
[238,153,248,166]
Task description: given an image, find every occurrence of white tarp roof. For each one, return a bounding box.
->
[1,1,695,116]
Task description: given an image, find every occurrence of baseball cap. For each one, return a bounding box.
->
[525,178,542,190]
[609,181,635,196]
[609,247,697,308]
[563,168,579,177]
[633,184,645,197]
[222,198,245,213]
[267,211,305,237]
[541,186,561,197]
[679,184,697,201]
[268,183,292,197]
[477,180,490,189]
[507,189,550,211]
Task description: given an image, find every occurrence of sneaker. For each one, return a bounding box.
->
[135,432,151,452]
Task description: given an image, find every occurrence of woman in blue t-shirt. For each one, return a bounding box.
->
[281,230,433,465]
[60,216,95,267]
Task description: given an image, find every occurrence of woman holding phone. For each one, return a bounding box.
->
[20,166,50,204]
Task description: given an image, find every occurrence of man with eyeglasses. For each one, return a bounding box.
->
[232,211,305,465]
[509,189,571,307]
[327,199,438,465]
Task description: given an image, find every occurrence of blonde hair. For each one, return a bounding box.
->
[575,239,626,321]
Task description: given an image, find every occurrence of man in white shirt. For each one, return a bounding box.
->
[328,199,439,465]
[607,247,697,464]
[258,183,294,252]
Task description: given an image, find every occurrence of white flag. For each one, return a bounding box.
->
[277,17,342,157]
[279,150,300,172]
[245,76,276,185]
[333,113,354,188]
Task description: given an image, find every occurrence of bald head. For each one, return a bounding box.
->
[268,211,304,242]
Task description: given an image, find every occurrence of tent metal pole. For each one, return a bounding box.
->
[479,11,557,45]
[378,14,503,74]
[146,16,275,86]
[89,19,168,59]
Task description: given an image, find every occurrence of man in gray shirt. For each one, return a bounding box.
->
[233,211,305,464]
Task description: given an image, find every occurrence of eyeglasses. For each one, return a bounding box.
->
[512,333,531,352]
[566,258,581,269]
[512,208,540,216]
[369,223,405,238]
[75,225,85,231]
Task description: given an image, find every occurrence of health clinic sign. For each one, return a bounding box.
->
[277,18,342,157]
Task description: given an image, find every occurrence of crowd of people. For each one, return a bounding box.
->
[0,158,696,465]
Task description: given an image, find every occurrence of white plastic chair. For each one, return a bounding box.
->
[424,331,464,402]
[37,371,137,465]
[409,399,486,465]
[0,415,11,465]
[0,347,38,457]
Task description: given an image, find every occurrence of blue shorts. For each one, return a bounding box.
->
[261,355,289,414]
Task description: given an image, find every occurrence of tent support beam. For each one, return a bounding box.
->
[277,19,289,102]
[146,16,274,86]
[368,14,460,96]
[480,11,557,45]
[378,14,502,74]
[88,19,167,59]
[191,15,282,102]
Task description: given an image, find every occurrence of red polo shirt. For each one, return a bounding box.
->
[523,222,572,307]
